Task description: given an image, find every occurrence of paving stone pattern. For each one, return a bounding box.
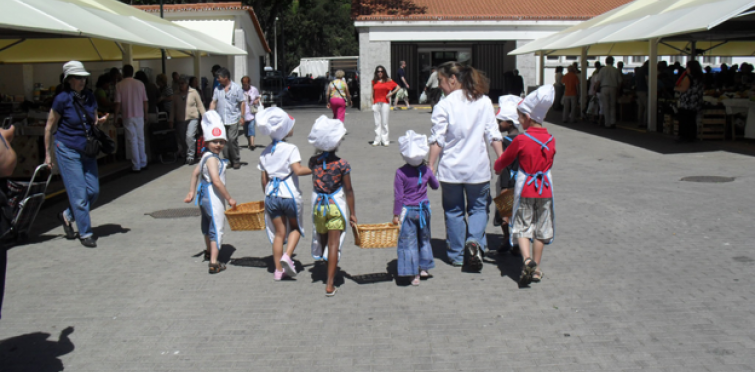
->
[1,108,755,372]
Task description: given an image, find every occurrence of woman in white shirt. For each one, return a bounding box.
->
[427,62,503,272]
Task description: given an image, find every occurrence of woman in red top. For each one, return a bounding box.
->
[371,65,400,147]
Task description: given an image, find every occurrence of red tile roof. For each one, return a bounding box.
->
[134,2,270,53]
[352,0,633,21]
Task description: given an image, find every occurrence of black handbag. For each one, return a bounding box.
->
[72,98,115,157]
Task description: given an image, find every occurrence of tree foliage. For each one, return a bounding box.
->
[119,0,359,75]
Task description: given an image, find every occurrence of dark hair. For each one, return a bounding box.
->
[211,65,221,73]
[134,70,149,86]
[372,65,389,83]
[216,67,231,79]
[172,71,179,78]
[241,75,251,84]
[605,56,615,65]
[437,61,489,101]
[189,76,198,88]
[686,60,703,81]
[59,73,65,83]
[555,66,564,73]
[96,74,110,89]
[122,64,134,78]
[109,67,119,76]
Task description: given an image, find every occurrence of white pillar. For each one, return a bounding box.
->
[580,47,588,113]
[648,38,659,132]
[538,53,545,87]
[233,28,247,84]
[122,43,134,66]
[193,52,201,82]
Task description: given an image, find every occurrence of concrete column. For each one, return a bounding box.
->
[122,43,134,66]
[22,65,34,101]
[538,53,545,87]
[233,28,247,84]
[580,47,588,113]
[648,38,659,131]
[358,27,390,110]
[516,40,536,94]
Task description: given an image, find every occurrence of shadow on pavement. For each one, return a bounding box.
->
[91,224,130,238]
[308,261,345,287]
[0,326,74,372]
[546,111,755,157]
[342,259,396,285]
[485,233,524,285]
[218,245,236,264]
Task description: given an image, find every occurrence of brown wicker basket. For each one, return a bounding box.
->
[493,189,515,218]
[224,201,265,231]
[352,223,400,248]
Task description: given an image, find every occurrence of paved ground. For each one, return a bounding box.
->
[2,106,755,372]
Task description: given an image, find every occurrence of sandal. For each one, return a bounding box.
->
[519,258,538,287]
[325,287,338,297]
[58,212,76,240]
[532,269,544,283]
[420,270,432,279]
[208,262,226,274]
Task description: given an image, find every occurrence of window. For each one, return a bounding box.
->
[632,56,645,63]
[720,56,732,64]
[586,56,597,60]
[565,56,578,61]
[547,56,560,61]
[669,55,686,63]
[703,56,715,64]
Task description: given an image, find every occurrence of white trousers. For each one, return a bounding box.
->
[123,117,147,170]
[562,96,578,122]
[599,87,617,126]
[372,103,390,144]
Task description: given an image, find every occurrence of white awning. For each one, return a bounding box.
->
[510,0,755,56]
[0,0,246,63]
[173,20,236,46]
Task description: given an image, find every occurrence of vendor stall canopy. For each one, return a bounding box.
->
[511,0,755,56]
[0,0,247,63]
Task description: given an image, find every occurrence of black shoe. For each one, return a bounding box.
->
[463,241,483,272]
[498,239,511,253]
[185,158,194,165]
[79,237,97,248]
[57,212,76,240]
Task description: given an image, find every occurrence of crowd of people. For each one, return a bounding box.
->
[182,61,557,297]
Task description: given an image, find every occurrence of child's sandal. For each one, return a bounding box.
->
[208,262,226,274]
[532,269,544,283]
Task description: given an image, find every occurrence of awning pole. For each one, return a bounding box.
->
[193,52,201,84]
[580,46,588,113]
[160,0,166,75]
[538,53,544,86]
[648,38,659,132]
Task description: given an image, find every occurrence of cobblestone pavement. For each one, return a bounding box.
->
[2,107,755,372]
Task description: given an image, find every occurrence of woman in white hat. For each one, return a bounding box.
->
[44,61,109,248]
[427,61,504,272]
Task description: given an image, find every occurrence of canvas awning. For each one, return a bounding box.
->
[510,0,755,56]
[0,0,246,63]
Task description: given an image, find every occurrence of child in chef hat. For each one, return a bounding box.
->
[184,110,237,275]
[257,107,311,281]
[493,95,522,256]
[393,130,439,286]
[307,115,357,297]
[494,85,557,287]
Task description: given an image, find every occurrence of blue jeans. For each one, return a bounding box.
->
[55,140,99,239]
[397,207,434,276]
[245,119,256,137]
[441,182,491,264]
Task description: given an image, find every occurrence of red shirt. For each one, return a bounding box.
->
[372,80,398,104]
[494,127,556,198]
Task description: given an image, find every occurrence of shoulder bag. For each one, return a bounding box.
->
[72,98,115,158]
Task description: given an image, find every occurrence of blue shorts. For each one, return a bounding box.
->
[265,195,297,220]
[245,119,256,137]
[200,195,218,243]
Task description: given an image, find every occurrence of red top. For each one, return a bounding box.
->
[372,80,398,104]
[494,127,556,198]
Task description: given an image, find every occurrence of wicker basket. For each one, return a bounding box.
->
[352,223,400,248]
[224,201,265,231]
[493,189,515,218]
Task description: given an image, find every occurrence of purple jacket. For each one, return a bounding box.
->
[393,164,439,215]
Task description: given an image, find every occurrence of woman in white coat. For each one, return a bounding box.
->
[427,61,504,272]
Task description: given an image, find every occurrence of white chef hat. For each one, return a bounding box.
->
[201,110,227,142]
[398,130,429,167]
[256,107,295,141]
[517,85,555,124]
[308,115,346,152]
[496,95,521,128]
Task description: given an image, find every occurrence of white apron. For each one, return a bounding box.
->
[509,132,556,246]
[263,172,305,244]
[196,153,228,245]
[310,187,349,261]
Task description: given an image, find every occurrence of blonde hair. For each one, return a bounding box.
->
[437,61,489,101]
[335,70,345,79]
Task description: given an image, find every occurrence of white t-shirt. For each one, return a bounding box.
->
[429,90,502,184]
[258,141,302,199]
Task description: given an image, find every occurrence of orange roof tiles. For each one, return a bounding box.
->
[352,0,634,21]
[134,2,270,53]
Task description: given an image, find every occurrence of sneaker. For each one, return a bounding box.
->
[464,241,483,272]
[273,269,287,281]
[451,261,463,267]
[280,254,297,277]
[185,158,194,166]
[411,275,420,286]
[372,141,380,147]
[382,141,390,147]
